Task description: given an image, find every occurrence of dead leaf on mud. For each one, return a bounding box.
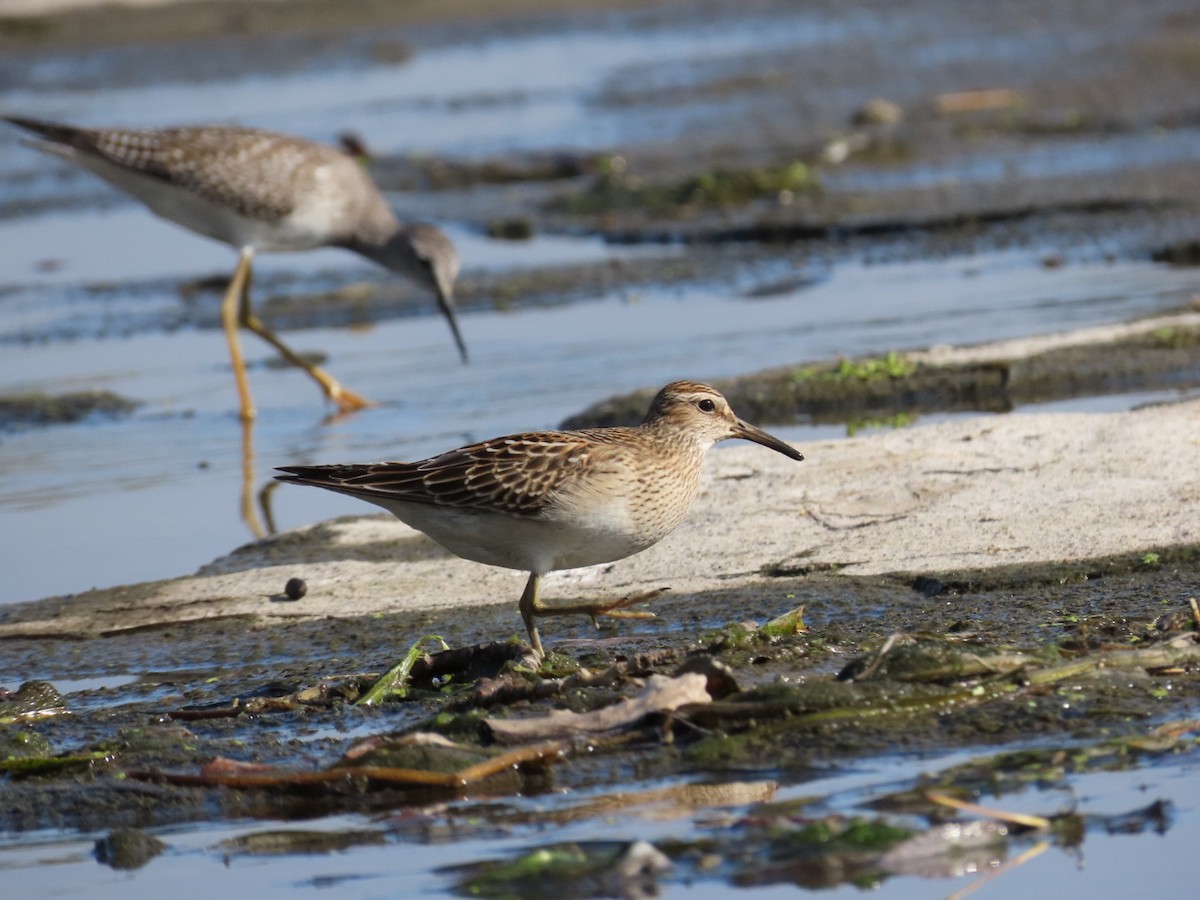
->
[485,672,712,744]
[200,757,277,777]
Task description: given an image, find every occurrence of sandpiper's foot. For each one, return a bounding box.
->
[533,589,667,634]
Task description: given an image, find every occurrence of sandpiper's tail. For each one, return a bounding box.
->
[276,464,375,487]
[276,462,438,507]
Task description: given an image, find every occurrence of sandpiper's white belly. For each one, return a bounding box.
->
[75,154,337,253]
[377,498,656,576]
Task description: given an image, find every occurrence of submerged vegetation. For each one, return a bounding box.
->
[793,350,916,383]
[560,157,820,217]
[0,390,138,431]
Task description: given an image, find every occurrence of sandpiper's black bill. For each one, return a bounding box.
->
[734,419,804,461]
[437,289,470,364]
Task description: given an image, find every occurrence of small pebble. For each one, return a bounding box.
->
[284,577,307,601]
[851,97,903,126]
[486,216,535,240]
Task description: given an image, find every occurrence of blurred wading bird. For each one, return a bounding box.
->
[277,381,804,656]
[5,116,468,419]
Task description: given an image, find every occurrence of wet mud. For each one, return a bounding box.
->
[0,389,138,431]
[2,546,1198,840]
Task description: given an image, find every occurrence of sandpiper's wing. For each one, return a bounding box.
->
[5,116,338,221]
[277,429,636,517]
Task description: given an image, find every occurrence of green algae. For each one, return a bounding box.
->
[560,159,820,217]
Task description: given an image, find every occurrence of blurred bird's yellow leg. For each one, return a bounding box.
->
[221,249,257,422]
[239,416,265,540]
[232,253,373,414]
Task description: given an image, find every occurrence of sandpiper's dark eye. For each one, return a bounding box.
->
[697,398,717,413]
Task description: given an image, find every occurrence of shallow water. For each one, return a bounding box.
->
[0,745,1193,898]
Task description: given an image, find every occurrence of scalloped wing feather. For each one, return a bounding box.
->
[81,126,336,221]
[285,429,639,518]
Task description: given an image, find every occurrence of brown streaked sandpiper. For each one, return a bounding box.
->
[4,116,468,420]
[276,381,804,656]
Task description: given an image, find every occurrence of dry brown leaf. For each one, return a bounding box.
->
[485,673,711,744]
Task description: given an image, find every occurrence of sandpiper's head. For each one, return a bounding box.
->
[384,223,468,363]
[643,381,804,460]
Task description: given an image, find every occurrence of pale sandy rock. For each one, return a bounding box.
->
[910,311,1200,367]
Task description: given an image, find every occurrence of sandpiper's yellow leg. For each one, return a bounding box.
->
[518,573,546,658]
[233,256,373,414]
[221,249,257,422]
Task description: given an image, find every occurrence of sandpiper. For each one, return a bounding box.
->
[276,381,804,656]
[5,116,468,420]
